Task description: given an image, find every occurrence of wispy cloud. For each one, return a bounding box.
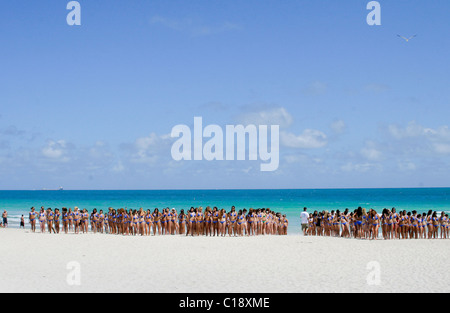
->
[237,107,293,129]
[302,81,327,96]
[280,129,328,149]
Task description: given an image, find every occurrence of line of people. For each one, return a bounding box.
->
[304,207,449,240]
[28,206,289,236]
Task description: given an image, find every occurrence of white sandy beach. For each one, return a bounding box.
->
[0,228,449,293]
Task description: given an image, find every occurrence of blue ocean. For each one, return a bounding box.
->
[1,188,450,233]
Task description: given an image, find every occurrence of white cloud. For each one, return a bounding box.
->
[126,133,173,165]
[330,120,346,134]
[281,129,327,149]
[388,121,450,155]
[238,107,293,128]
[112,161,125,173]
[398,161,416,171]
[41,140,70,161]
[341,162,381,173]
[360,141,382,161]
[302,81,327,96]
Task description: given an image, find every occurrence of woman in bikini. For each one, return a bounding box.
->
[282,214,288,235]
[163,208,170,236]
[178,209,187,235]
[109,209,115,234]
[187,207,196,236]
[62,208,69,234]
[98,209,104,233]
[196,207,203,236]
[91,209,98,233]
[235,210,243,236]
[144,209,152,236]
[137,208,145,236]
[107,208,113,234]
[104,211,109,234]
[407,212,413,239]
[361,208,370,239]
[439,212,447,239]
[308,212,315,236]
[385,209,394,240]
[130,209,137,235]
[211,207,219,236]
[54,208,60,234]
[170,208,178,235]
[38,207,46,233]
[204,207,212,236]
[425,210,432,239]
[152,208,161,236]
[445,214,449,239]
[260,209,267,236]
[72,207,80,234]
[391,208,399,239]
[408,211,416,239]
[68,208,74,232]
[241,209,248,236]
[380,209,387,239]
[431,211,439,239]
[80,209,87,234]
[315,212,322,236]
[256,209,263,235]
[29,207,37,233]
[416,213,423,239]
[47,208,54,234]
[339,212,350,238]
[247,209,255,236]
[323,211,330,237]
[218,209,226,236]
[127,209,133,235]
[263,209,269,235]
[229,207,238,236]
[351,209,358,239]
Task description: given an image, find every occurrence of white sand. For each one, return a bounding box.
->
[0,228,449,293]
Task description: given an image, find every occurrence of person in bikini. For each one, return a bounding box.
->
[47,208,55,234]
[212,207,219,236]
[54,208,60,234]
[152,208,161,236]
[178,209,187,235]
[29,207,37,232]
[38,207,46,233]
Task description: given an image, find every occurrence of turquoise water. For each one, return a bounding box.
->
[1,188,450,233]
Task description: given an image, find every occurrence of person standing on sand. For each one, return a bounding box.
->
[2,210,8,228]
[38,208,46,233]
[300,207,309,236]
[29,207,37,232]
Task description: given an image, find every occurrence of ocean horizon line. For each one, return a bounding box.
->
[1,187,450,192]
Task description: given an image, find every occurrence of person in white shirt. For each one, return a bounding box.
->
[300,207,309,235]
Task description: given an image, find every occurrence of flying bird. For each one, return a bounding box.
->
[397,34,417,42]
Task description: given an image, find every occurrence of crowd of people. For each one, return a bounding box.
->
[27,206,289,236]
[300,207,450,240]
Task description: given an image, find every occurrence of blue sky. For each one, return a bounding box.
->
[0,0,449,189]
